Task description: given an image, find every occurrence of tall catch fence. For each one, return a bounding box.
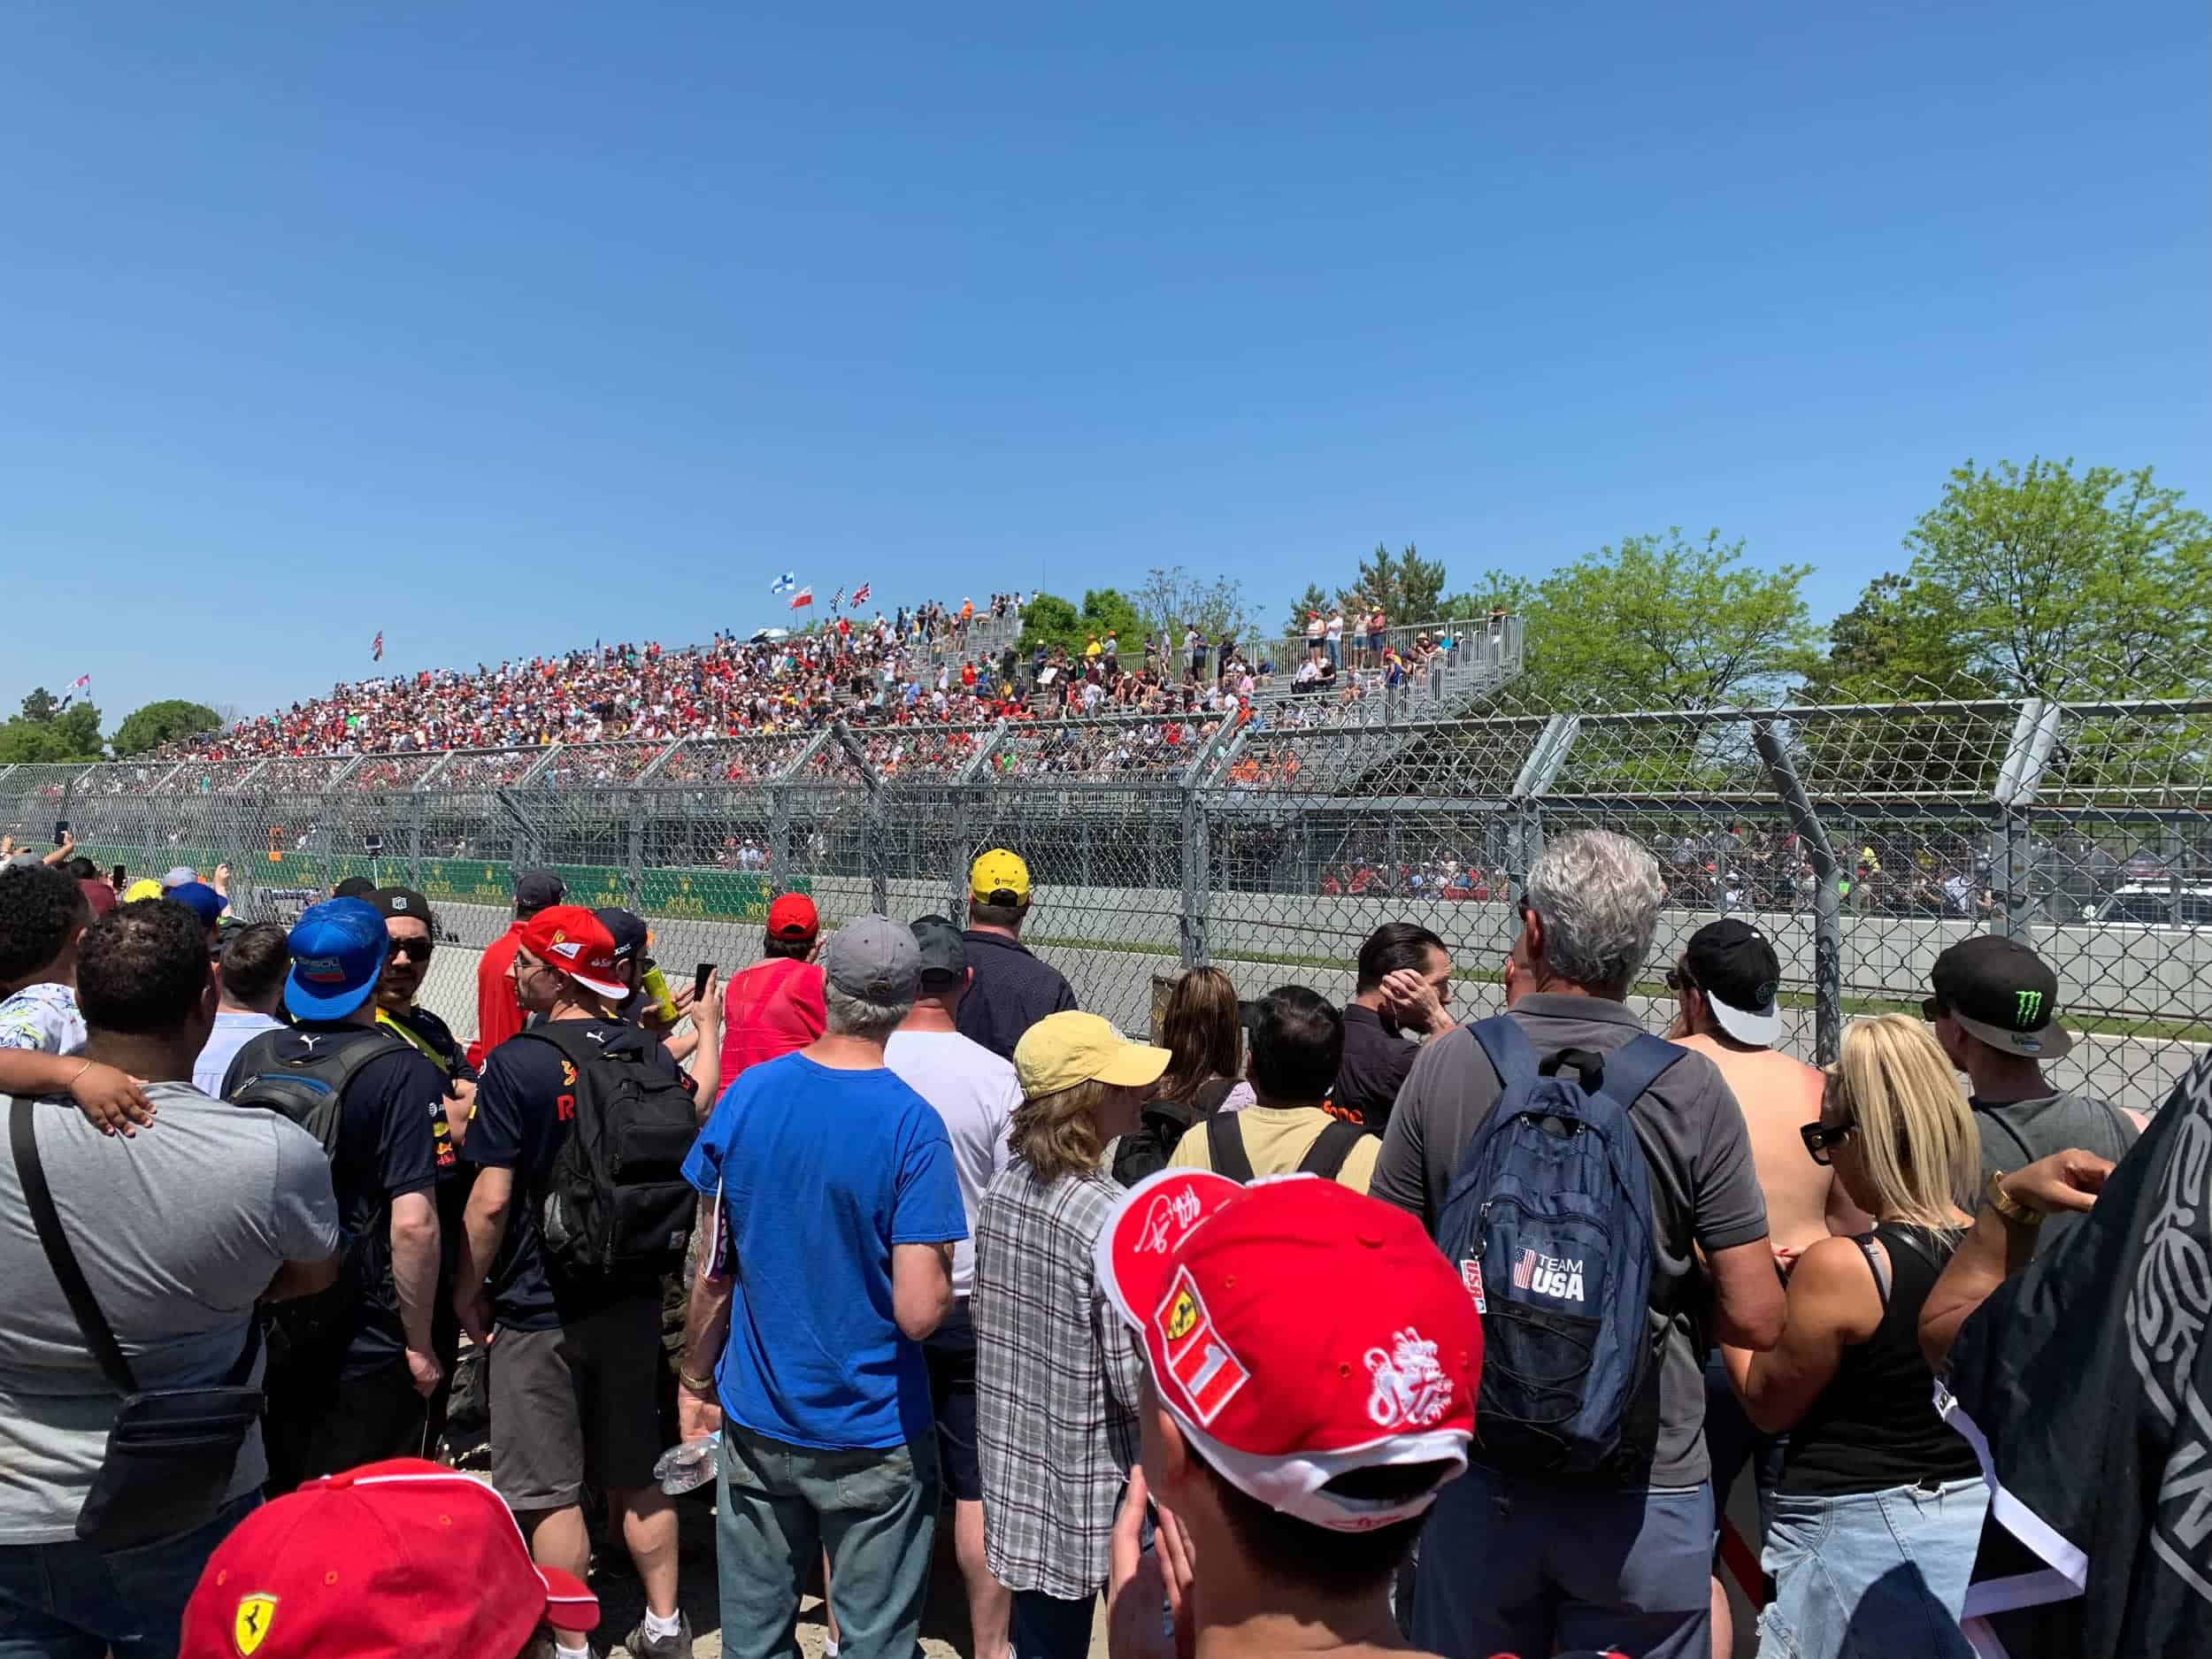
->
[8,673,2207,1112]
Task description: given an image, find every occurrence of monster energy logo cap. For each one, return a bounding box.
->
[1928,934,2074,1062]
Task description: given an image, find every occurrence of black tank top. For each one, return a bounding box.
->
[1778,1223,1984,1497]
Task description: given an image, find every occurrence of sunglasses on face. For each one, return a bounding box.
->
[1665,964,1693,993]
[388,937,434,963]
[1800,1119,1858,1165]
[1921,996,1946,1023]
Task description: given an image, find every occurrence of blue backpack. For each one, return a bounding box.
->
[1435,1017,1682,1479]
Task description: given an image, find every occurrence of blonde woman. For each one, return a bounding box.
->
[1724,1015,1988,1659]
[972,1012,1169,1659]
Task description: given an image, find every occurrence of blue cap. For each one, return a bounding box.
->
[167,881,227,930]
[284,897,389,1020]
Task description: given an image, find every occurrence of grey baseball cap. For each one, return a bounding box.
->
[825,914,922,1004]
[910,915,967,986]
[162,865,198,888]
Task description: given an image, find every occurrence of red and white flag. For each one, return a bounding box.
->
[788,587,813,610]
[372,631,384,662]
[851,581,872,607]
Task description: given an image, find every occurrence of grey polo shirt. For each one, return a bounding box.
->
[1371,992,1769,1489]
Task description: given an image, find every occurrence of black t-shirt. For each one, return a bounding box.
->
[379,1003,479,1085]
[465,1018,687,1332]
[225,1021,448,1379]
[955,930,1079,1061]
[1333,1002,1420,1133]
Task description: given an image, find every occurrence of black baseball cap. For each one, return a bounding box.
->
[333,876,379,901]
[1682,919,1782,1048]
[372,887,434,926]
[594,907,650,966]
[1927,935,2073,1060]
[515,870,565,911]
[910,915,966,986]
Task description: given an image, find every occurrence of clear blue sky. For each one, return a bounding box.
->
[4,2,2205,728]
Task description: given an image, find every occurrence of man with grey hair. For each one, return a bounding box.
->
[1372,829,1785,1659]
[676,915,968,1659]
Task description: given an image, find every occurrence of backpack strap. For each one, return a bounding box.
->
[1851,1232,1893,1306]
[320,1033,414,1096]
[1586,1033,1686,1115]
[1205,1115,1257,1183]
[1468,1015,1540,1094]
[1297,1118,1366,1182]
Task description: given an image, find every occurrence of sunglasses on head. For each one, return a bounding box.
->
[389,937,434,962]
[1800,1118,1857,1165]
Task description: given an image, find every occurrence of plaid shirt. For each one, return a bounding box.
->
[973,1158,1142,1599]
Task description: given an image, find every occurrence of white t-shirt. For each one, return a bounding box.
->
[883,1028,1020,1300]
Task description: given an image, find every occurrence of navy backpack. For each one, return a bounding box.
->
[1435,1016,1682,1479]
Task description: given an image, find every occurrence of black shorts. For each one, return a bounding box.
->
[488,1296,665,1511]
[926,1305,982,1504]
[265,1355,427,1495]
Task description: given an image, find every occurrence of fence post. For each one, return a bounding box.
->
[1991,701,2062,938]
[1752,718,1843,1066]
[407,792,426,888]
[831,720,887,916]
[1506,715,1578,909]
[625,791,645,910]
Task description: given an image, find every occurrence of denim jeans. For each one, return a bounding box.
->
[715,1425,939,1659]
[1756,1477,1986,1659]
[0,1495,259,1659]
[1410,1465,1714,1659]
[1010,1588,1097,1659]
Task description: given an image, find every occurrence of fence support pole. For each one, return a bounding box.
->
[831,721,887,916]
[625,791,645,910]
[1506,715,1579,910]
[407,793,425,887]
[1752,719,1843,1066]
[1180,783,1210,969]
[1991,700,2062,939]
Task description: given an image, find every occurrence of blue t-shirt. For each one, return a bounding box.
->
[684,1051,967,1452]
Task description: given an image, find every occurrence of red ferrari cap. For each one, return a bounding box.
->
[179,1459,598,1658]
[518,904,627,1001]
[1095,1170,1479,1533]
[766,892,820,943]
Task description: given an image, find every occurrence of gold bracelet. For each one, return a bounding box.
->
[68,1060,95,1088]
[677,1366,718,1396]
[1987,1171,2045,1228]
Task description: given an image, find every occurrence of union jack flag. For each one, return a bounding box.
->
[851,580,872,607]
[372,631,384,663]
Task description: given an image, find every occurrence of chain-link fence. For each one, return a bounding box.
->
[9,677,2207,1112]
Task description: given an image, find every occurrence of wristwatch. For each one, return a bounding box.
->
[1987,1171,2045,1227]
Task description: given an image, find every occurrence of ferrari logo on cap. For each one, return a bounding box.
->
[234,1594,278,1655]
[1163,1288,1198,1342]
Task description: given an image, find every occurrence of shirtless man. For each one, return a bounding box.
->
[1666,918,1867,1656]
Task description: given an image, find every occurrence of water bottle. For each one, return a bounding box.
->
[652,1432,721,1496]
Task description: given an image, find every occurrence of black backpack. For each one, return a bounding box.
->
[1203,1112,1365,1184]
[516,1022,698,1280]
[1110,1079,1240,1189]
[225,1028,414,1355]
[226,1029,412,1158]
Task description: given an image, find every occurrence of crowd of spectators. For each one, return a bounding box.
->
[2,822,2180,1659]
[143,595,1503,787]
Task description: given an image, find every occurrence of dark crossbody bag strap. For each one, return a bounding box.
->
[11,1098,262,1394]
[12,1097,139,1396]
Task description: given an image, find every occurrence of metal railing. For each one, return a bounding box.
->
[10,666,2207,1112]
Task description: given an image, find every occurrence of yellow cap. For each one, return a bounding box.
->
[122,879,165,903]
[970,849,1033,903]
[1014,1011,1171,1099]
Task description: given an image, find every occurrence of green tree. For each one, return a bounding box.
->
[19,687,58,724]
[1136,566,1253,647]
[1517,529,1820,710]
[1439,567,1537,622]
[1018,589,1144,659]
[1880,458,2212,696]
[1799,573,1987,703]
[111,698,224,757]
[1340,542,1447,623]
[1283,582,1332,636]
[0,703,103,764]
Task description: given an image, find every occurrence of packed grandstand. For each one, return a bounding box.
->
[151,592,1519,767]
